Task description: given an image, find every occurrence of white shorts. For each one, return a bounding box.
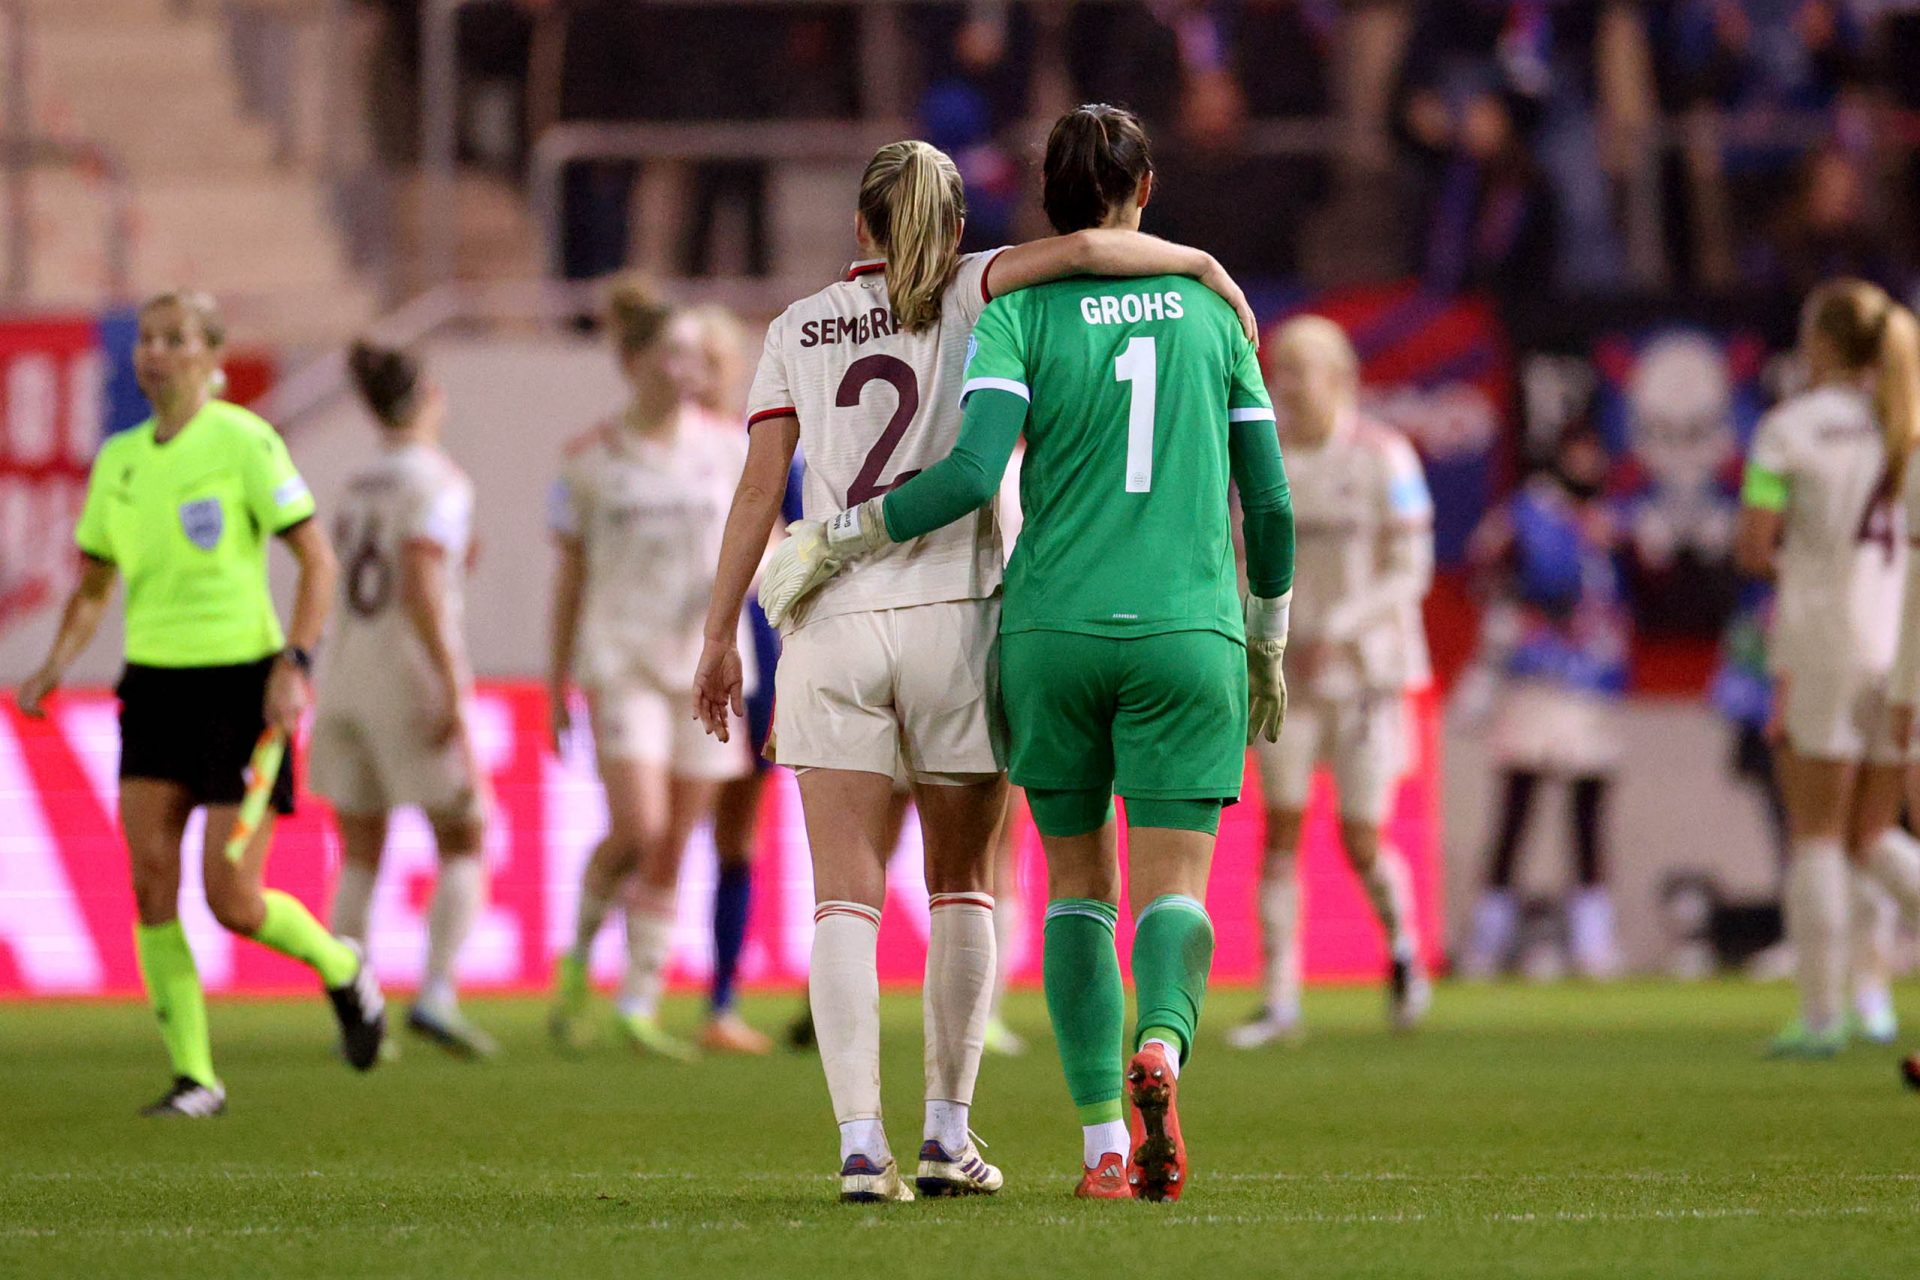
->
[1781,662,1906,764]
[774,597,1004,782]
[309,710,483,821]
[1253,692,1407,821]
[586,678,751,779]
[1491,679,1620,776]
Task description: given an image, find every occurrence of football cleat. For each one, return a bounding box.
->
[983,1016,1028,1057]
[1854,991,1899,1046]
[839,1153,915,1203]
[139,1076,226,1118]
[1389,956,1433,1031]
[614,1010,697,1061]
[914,1138,1003,1197]
[1225,1007,1303,1049]
[1126,1043,1188,1202]
[1074,1152,1132,1200]
[787,1006,817,1052]
[1766,1020,1848,1059]
[548,953,592,1054]
[700,1012,773,1056]
[407,1003,498,1060]
[326,940,386,1071]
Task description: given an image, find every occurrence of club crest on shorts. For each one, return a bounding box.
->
[179,497,224,550]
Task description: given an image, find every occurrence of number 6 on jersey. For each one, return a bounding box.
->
[1115,335,1157,493]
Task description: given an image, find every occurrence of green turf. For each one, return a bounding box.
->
[3,982,1916,1279]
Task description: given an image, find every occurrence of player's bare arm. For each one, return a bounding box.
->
[698,416,800,740]
[15,554,117,718]
[400,538,473,746]
[989,231,1258,344]
[546,534,587,755]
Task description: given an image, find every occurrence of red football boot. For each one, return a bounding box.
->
[1074,1151,1132,1200]
[1126,1043,1187,1202]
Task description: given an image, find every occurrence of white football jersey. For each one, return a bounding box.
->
[1283,413,1434,693]
[746,253,1008,624]
[550,410,749,690]
[1749,383,1904,678]
[999,442,1025,564]
[1891,460,1920,707]
[316,442,474,719]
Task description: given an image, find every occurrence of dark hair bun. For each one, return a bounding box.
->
[347,339,421,425]
[1042,104,1153,234]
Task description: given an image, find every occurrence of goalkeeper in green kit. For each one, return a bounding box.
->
[759,104,1295,1201]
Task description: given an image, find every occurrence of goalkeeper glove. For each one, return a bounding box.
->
[1245,590,1291,744]
[757,499,889,629]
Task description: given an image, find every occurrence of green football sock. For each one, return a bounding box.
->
[134,921,216,1088]
[1132,893,1215,1064]
[1043,898,1126,1126]
[253,890,359,987]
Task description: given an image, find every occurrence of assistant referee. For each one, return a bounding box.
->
[15,290,385,1117]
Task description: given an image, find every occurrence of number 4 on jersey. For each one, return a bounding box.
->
[1114,336,1157,493]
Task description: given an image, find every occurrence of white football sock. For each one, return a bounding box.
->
[419,855,483,1014]
[991,889,1022,1017]
[1864,827,1920,917]
[1258,855,1302,1022]
[329,861,377,944]
[570,889,614,962]
[924,1100,969,1155]
[1083,1120,1128,1167]
[1142,1035,1181,1080]
[812,901,885,1158]
[1360,843,1417,963]
[1850,871,1896,1012]
[924,892,995,1142]
[1787,840,1849,1033]
[615,892,676,1019]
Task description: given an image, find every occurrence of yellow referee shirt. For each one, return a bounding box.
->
[74,400,316,668]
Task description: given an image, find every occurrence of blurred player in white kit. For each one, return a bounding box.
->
[316,341,494,1057]
[546,280,757,1059]
[1735,278,1920,1057]
[1231,317,1433,1047]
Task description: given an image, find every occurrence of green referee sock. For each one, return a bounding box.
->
[1043,898,1126,1132]
[134,922,217,1089]
[253,890,359,988]
[1132,893,1215,1066]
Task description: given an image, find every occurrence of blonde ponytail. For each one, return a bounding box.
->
[1876,303,1920,492]
[857,140,965,334]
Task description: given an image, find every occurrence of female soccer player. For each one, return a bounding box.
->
[1230,315,1433,1048]
[1735,278,1920,1057]
[694,135,1257,1203]
[314,341,494,1058]
[14,290,382,1116]
[547,280,755,1059]
[755,107,1294,1203]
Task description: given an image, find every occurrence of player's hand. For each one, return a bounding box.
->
[1245,591,1291,744]
[1891,703,1914,752]
[693,638,745,742]
[547,683,572,756]
[425,696,469,750]
[264,659,310,735]
[15,666,57,719]
[1199,257,1259,346]
[760,505,888,630]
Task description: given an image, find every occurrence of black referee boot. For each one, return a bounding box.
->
[327,940,387,1071]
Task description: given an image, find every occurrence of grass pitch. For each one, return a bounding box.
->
[3,982,1915,1279]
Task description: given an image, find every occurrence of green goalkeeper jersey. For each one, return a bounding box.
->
[955,274,1279,641]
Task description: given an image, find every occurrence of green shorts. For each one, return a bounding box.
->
[1000,628,1247,801]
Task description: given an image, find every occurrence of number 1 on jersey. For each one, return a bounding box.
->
[1114,336,1157,493]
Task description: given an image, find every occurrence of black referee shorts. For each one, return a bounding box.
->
[117,658,296,815]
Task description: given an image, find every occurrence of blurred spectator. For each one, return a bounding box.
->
[1392,0,1633,293]
[913,3,1036,251]
[552,0,669,281]
[1748,146,1902,294]
[1402,88,1559,299]
[1664,1,1868,254]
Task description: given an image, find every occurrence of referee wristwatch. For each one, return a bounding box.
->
[281,645,315,676]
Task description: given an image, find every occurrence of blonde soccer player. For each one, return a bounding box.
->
[693,137,1257,1202]
[1229,317,1433,1047]
[14,291,380,1116]
[547,281,756,1059]
[313,341,494,1058]
[1735,278,1920,1057]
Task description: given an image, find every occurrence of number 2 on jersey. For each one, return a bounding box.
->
[1114,336,1157,493]
[840,354,922,505]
